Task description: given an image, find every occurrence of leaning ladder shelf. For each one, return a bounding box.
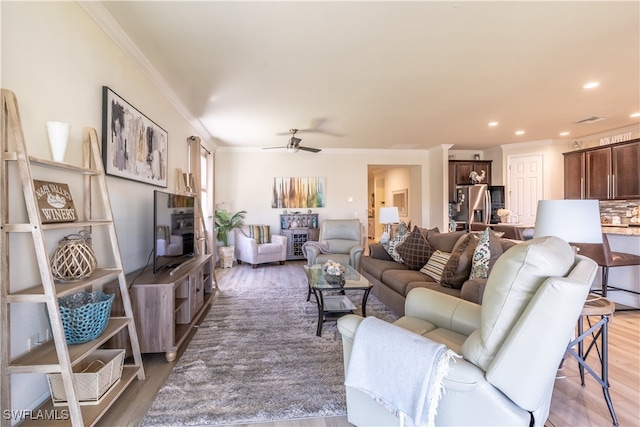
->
[0,89,145,427]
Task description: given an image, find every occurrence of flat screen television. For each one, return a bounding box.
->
[153,190,196,274]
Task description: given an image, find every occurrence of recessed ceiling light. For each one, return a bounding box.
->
[488,121,498,127]
[583,81,600,89]
[560,131,570,136]
[631,112,640,118]
[515,130,525,135]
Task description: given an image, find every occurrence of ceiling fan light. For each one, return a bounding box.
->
[287,146,300,154]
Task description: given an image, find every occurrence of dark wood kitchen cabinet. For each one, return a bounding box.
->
[564,151,585,199]
[612,141,640,199]
[563,139,639,200]
[448,160,492,202]
[585,146,612,199]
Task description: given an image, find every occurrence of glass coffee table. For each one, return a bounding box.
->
[303,264,373,337]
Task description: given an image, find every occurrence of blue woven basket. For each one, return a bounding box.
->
[57,292,114,345]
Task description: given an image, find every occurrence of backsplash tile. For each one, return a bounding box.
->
[599,199,640,224]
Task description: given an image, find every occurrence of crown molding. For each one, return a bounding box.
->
[78,1,217,148]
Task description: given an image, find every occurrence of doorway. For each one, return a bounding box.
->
[507,154,543,225]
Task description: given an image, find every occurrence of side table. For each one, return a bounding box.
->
[565,294,618,426]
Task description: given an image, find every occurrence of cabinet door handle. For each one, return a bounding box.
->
[607,175,611,199]
[581,177,584,199]
[612,174,616,198]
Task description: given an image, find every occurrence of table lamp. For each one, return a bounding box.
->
[533,199,603,245]
[379,206,400,243]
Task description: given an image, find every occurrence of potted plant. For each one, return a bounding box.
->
[214,208,247,268]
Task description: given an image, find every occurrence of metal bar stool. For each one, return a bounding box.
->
[566,294,618,426]
[573,233,640,297]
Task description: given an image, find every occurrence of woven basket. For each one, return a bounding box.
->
[51,231,97,281]
[47,349,124,406]
[58,292,114,344]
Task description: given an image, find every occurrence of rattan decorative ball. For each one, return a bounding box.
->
[51,231,97,281]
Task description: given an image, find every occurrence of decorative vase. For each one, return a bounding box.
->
[500,215,509,223]
[323,273,345,286]
[218,246,235,268]
[46,121,71,163]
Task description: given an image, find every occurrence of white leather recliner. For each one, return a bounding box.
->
[338,236,597,427]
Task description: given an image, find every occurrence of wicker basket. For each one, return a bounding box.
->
[58,292,114,344]
[47,349,124,406]
[51,231,97,281]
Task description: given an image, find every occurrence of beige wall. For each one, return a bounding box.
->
[214,148,435,245]
[1,2,208,412]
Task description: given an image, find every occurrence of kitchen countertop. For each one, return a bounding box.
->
[602,225,640,236]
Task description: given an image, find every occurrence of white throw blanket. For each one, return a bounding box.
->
[344,317,457,426]
[301,240,332,259]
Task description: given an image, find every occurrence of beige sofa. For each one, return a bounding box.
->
[361,228,518,315]
[338,236,597,426]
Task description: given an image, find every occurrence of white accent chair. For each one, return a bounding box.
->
[156,235,183,256]
[234,226,287,268]
[304,219,364,270]
[338,236,597,426]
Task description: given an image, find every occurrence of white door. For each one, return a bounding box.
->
[507,154,543,225]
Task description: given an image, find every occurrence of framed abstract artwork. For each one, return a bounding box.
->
[271,177,326,208]
[393,189,408,216]
[102,86,168,187]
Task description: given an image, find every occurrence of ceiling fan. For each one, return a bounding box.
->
[263,129,322,153]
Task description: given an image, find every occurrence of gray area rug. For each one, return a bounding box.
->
[141,262,398,426]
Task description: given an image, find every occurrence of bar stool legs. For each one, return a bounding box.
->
[566,295,618,426]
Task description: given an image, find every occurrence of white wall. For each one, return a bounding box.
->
[1,2,208,414]
[214,148,434,245]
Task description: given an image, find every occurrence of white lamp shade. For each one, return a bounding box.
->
[379,206,400,224]
[533,199,603,244]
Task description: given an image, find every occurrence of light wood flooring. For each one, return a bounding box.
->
[98,266,639,427]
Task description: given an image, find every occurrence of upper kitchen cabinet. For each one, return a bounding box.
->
[448,160,492,202]
[564,151,585,199]
[563,139,640,200]
[612,141,640,199]
[585,146,612,199]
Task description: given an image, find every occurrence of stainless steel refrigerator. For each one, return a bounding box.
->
[452,184,505,227]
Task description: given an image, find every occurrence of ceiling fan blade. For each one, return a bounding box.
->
[299,146,321,153]
[262,146,285,150]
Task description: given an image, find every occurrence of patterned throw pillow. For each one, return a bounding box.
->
[470,228,491,279]
[248,225,270,244]
[441,233,479,289]
[385,222,410,263]
[420,250,452,283]
[395,226,435,270]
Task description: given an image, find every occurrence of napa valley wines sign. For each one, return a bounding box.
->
[33,180,78,223]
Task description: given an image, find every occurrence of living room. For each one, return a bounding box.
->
[2,1,639,426]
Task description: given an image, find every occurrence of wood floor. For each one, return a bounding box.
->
[98,266,639,427]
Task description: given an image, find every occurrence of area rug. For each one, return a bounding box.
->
[141,262,398,426]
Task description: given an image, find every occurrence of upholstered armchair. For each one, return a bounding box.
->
[338,236,597,426]
[234,225,287,268]
[304,219,364,270]
[156,225,183,256]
